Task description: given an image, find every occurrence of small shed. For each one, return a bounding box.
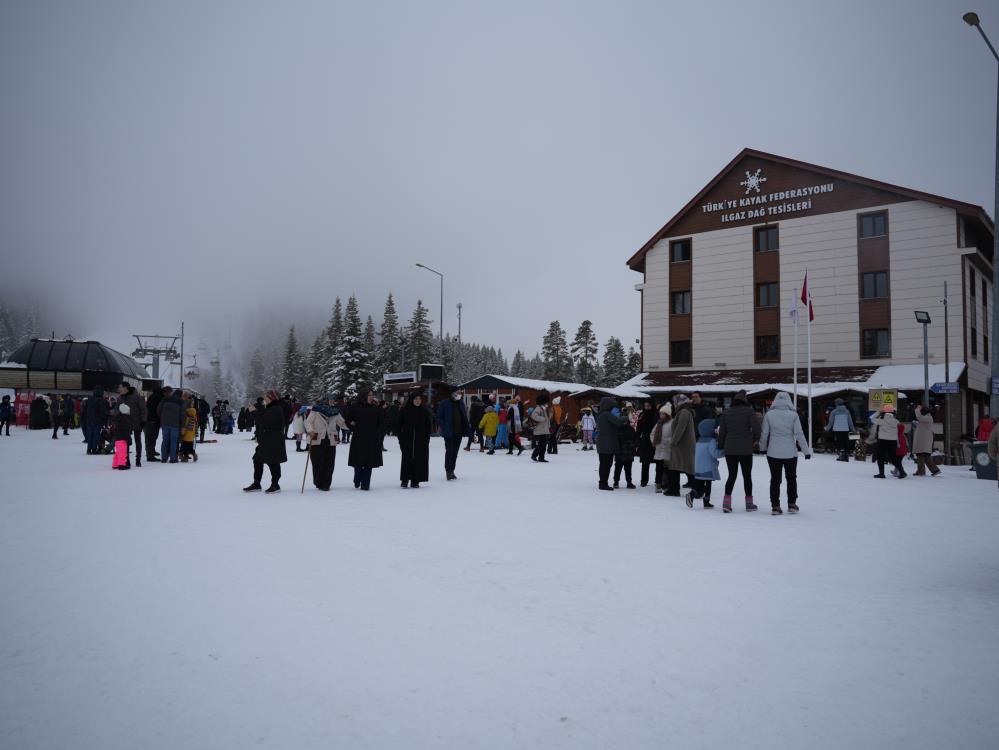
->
[455,374,593,427]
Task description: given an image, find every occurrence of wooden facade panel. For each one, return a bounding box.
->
[859,298,892,328]
[754,308,780,334]
[669,262,691,290]
[753,250,780,282]
[858,238,889,272]
[670,315,691,340]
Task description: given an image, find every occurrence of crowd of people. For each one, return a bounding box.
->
[3,381,957,510]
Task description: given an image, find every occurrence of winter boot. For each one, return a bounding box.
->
[745,495,758,512]
[626,482,637,489]
[243,483,262,492]
[771,505,783,515]
[788,503,800,513]
[722,495,732,513]
[685,492,694,509]
[702,498,714,509]
[599,483,614,491]
[265,484,281,494]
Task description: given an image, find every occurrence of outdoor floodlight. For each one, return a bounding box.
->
[914,311,931,324]
[964,12,981,26]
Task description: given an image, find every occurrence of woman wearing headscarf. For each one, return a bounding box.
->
[397,391,432,488]
[243,390,288,493]
[305,394,347,491]
[346,389,384,490]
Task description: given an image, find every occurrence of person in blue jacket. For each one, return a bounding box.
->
[686,418,723,510]
[436,389,471,481]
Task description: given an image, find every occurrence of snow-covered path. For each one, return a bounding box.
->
[2,429,997,749]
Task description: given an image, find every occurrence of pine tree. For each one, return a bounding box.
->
[0,302,18,359]
[403,300,434,371]
[329,295,368,398]
[363,315,377,390]
[541,321,573,382]
[602,337,627,386]
[510,350,526,377]
[376,293,402,376]
[526,353,545,379]
[246,348,266,401]
[280,326,305,400]
[305,333,325,400]
[626,346,642,380]
[570,320,599,385]
[210,356,224,403]
[321,298,343,393]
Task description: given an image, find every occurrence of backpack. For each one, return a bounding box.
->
[895,423,907,457]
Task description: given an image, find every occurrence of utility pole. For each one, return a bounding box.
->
[944,281,951,463]
[456,302,463,382]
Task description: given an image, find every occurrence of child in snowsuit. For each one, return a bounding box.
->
[112,404,132,470]
[180,405,199,462]
[580,408,596,450]
[478,406,499,455]
[495,404,509,451]
[686,418,723,509]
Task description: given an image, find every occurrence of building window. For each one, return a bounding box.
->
[755,335,780,362]
[972,327,978,357]
[970,268,976,297]
[671,290,691,315]
[670,239,691,263]
[859,212,887,239]
[986,334,990,364]
[862,328,891,357]
[670,340,691,366]
[983,278,988,301]
[861,271,888,299]
[754,225,779,252]
[756,282,779,307]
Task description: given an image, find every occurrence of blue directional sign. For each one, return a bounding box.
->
[930,382,960,394]
[993,378,999,396]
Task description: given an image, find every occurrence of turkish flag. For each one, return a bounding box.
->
[801,273,815,322]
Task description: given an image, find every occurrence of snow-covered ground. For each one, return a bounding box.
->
[1,428,997,749]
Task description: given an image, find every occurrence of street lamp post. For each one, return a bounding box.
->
[963,12,999,414]
[415,262,444,360]
[456,302,463,381]
[915,311,931,407]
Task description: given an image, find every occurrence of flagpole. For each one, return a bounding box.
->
[806,278,813,450]
[793,286,799,408]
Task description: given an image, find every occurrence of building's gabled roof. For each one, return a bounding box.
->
[456,374,592,393]
[627,147,994,272]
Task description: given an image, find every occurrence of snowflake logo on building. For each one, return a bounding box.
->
[740,169,767,195]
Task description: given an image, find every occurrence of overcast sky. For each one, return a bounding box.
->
[1,0,996,370]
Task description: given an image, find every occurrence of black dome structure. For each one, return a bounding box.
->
[2,339,149,391]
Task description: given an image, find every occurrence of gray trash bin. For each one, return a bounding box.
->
[971,441,997,481]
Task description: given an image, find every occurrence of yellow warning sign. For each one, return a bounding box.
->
[868,388,898,412]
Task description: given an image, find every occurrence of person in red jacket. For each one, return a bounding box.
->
[976,414,995,442]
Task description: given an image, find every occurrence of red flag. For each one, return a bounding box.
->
[801,273,815,322]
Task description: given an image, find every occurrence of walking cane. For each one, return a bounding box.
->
[301,446,310,494]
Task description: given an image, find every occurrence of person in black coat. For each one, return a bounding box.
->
[635,399,658,487]
[397,392,432,488]
[346,389,384,490]
[465,395,485,451]
[243,390,288,493]
[614,407,639,489]
[716,389,761,511]
[82,387,109,454]
[144,387,164,461]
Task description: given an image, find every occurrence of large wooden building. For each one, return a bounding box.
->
[627,148,994,438]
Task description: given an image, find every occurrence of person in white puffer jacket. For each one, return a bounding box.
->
[759,391,811,515]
